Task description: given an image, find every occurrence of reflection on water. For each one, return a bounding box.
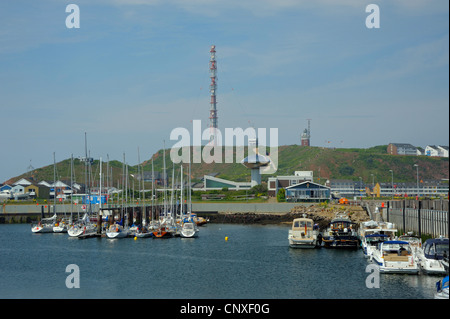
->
[0,223,440,299]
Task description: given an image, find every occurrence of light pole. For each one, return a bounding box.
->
[371,174,374,199]
[389,170,394,200]
[359,176,363,198]
[414,164,419,198]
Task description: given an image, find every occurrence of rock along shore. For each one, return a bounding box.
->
[202,204,370,229]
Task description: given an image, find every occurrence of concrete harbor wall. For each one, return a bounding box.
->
[0,202,309,223]
[191,202,308,214]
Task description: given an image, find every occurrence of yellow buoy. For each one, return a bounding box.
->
[225,237,228,241]
[134,237,137,240]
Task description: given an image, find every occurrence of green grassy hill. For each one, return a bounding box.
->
[5,145,449,186]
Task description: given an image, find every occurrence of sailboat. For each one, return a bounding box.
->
[106,221,129,239]
[107,154,130,239]
[31,214,57,233]
[68,137,98,238]
[31,152,62,233]
[180,159,199,238]
[153,142,174,239]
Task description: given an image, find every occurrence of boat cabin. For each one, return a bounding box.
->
[380,241,413,261]
[422,238,449,260]
[292,218,314,231]
[365,233,388,245]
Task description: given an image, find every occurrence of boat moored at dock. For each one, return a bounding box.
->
[416,238,449,275]
[371,240,419,274]
[31,214,57,233]
[434,275,449,299]
[359,220,397,258]
[180,216,199,238]
[106,223,129,239]
[288,215,320,248]
[321,212,359,249]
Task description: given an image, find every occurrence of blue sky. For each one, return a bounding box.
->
[0,0,448,182]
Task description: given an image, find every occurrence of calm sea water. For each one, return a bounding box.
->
[0,223,439,299]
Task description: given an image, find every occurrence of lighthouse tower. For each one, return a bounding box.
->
[301,119,311,146]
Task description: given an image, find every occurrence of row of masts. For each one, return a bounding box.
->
[67,137,194,229]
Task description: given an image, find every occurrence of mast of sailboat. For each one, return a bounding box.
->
[163,141,167,222]
[189,146,192,215]
[151,157,155,223]
[170,164,175,223]
[70,154,75,223]
[180,164,183,218]
[97,156,102,235]
[121,153,125,224]
[125,158,129,229]
[53,152,56,216]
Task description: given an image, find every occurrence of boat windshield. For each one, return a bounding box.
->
[294,220,312,228]
[184,223,194,230]
[382,243,411,255]
[425,243,449,257]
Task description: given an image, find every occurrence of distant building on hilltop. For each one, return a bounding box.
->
[301,119,311,146]
[387,143,419,156]
[425,145,449,157]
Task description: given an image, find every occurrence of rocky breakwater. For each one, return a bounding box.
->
[205,204,370,228]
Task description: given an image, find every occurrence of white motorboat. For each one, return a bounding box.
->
[416,238,449,275]
[288,216,320,248]
[359,220,397,258]
[362,234,389,258]
[106,223,129,239]
[398,234,422,260]
[434,276,449,299]
[371,240,419,274]
[180,216,199,238]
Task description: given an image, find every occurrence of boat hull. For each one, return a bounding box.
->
[152,231,173,238]
[322,237,359,249]
[106,231,128,239]
[180,229,199,238]
[420,261,447,275]
[135,232,153,238]
[31,225,54,233]
[288,237,317,248]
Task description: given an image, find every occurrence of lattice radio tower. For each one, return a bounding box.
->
[209,45,218,143]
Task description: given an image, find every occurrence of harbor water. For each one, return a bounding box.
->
[0,223,439,299]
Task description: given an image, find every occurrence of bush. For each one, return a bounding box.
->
[277,188,286,202]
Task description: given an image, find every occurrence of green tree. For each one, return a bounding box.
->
[277,188,286,202]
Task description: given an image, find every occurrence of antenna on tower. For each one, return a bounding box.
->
[27,159,34,176]
[209,45,218,144]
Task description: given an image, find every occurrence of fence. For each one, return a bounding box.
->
[382,199,449,238]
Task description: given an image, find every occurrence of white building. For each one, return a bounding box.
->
[425,145,449,157]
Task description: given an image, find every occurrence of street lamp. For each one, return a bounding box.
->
[413,164,419,198]
[389,170,394,200]
[371,174,374,199]
[359,177,363,198]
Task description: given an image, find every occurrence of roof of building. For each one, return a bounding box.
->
[390,143,417,149]
[286,181,330,190]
